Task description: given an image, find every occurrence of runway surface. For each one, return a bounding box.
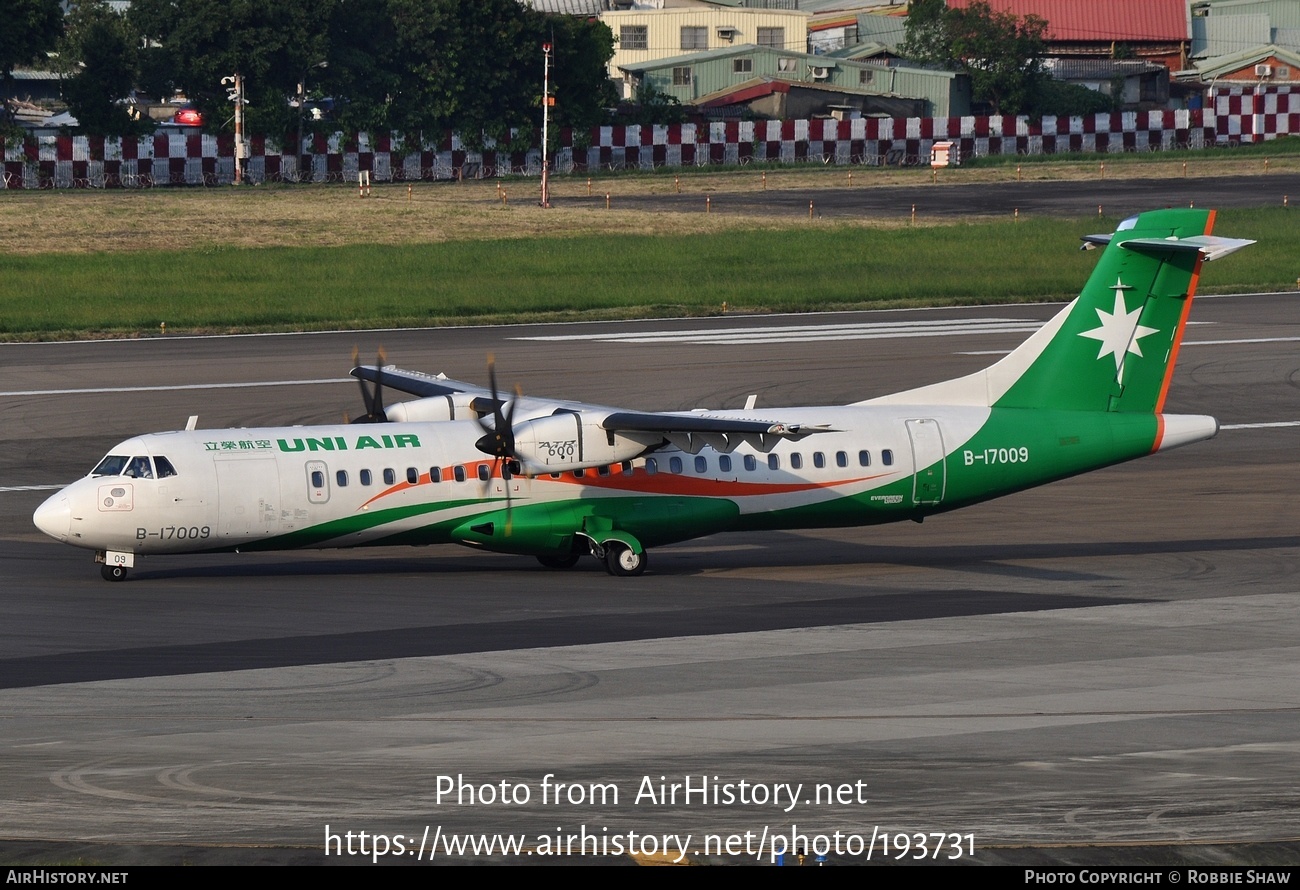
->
[2,247,1299,863]
[577,171,1300,221]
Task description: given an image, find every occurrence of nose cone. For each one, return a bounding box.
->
[33,492,71,542]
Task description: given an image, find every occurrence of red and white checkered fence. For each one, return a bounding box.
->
[1211,84,1300,144]
[0,109,1229,189]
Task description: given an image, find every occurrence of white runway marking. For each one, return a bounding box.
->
[514,318,1044,345]
[0,485,65,492]
[0,378,351,398]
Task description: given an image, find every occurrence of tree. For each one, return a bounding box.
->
[130,0,332,136]
[901,0,1047,115]
[58,1,145,135]
[0,0,63,127]
[325,0,614,138]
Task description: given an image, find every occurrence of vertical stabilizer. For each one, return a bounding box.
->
[864,209,1252,413]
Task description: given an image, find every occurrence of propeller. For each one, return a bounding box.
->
[473,356,519,461]
[350,346,389,423]
[472,356,524,533]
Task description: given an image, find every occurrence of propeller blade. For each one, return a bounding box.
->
[350,347,389,423]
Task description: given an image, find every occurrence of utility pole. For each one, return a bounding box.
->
[540,42,553,208]
[222,74,247,184]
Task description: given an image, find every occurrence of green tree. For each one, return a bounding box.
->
[327,0,614,138]
[901,0,1048,115]
[1,0,63,127]
[58,1,145,135]
[130,0,331,136]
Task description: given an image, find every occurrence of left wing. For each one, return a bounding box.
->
[352,364,833,470]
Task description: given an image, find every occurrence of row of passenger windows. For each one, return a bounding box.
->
[648,449,893,475]
[323,449,894,489]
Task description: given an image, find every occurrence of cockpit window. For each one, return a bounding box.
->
[154,456,177,478]
[124,456,154,479]
[92,455,130,477]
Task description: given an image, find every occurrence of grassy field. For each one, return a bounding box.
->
[1,156,1297,339]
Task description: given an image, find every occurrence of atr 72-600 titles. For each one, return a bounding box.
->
[35,208,1251,581]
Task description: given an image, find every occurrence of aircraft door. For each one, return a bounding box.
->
[305,460,330,504]
[906,418,946,506]
[215,458,280,538]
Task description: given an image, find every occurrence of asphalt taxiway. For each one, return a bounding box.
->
[1,279,1298,862]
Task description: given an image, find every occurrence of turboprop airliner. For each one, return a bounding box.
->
[34,208,1251,581]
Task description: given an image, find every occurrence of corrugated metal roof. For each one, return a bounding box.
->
[1192,41,1300,78]
[1047,58,1165,79]
[945,0,1189,43]
[1194,0,1300,30]
[1192,14,1272,58]
[524,0,606,12]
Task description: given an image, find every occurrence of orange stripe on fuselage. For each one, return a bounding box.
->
[547,467,889,498]
[1154,209,1215,414]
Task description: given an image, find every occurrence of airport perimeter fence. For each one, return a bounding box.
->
[1,87,1295,190]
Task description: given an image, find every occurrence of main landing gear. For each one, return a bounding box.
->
[535,536,649,576]
[603,542,647,577]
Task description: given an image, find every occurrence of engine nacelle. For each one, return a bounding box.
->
[512,412,653,474]
[383,393,481,423]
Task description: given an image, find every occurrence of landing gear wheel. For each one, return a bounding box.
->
[604,544,647,577]
[537,553,580,569]
[100,564,127,582]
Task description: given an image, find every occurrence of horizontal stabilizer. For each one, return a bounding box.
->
[1081,233,1254,261]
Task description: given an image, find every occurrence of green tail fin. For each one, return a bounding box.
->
[864,209,1252,413]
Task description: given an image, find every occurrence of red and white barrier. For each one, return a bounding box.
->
[0,108,1244,189]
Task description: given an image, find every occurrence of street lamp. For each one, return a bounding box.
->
[541,43,553,208]
[296,60,328,178]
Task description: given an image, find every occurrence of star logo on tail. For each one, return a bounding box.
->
[1078,278,1159,377]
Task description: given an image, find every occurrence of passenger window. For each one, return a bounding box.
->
[813,452,825,469]
[694,456,707,473]
[598,465,610,476]
[550,472,561,479]
[311,470,325,488]
[360,469,373,486]
[430,467,442,483]
[859,450,871,467]
[383,468,396,485]
[620,461,633,475]
[645,458,658,475]
[882,449,894,466]
[573,469,585,478]
[670,456,683,474]
[454,466,467,482]
[744,454,757,472]
[407,467,419,484]
[836,451,848,468]
[768,454,780,470]
[155,456,178,478]
[478,465,490,481]
[790,453,803,470]
[719,455,732,473]
[336,470,348,487]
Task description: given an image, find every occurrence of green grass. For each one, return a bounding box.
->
[1,208,1294,339]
